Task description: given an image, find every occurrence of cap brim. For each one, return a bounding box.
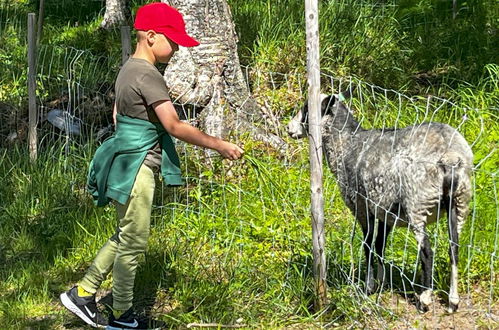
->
[162,30,199,47]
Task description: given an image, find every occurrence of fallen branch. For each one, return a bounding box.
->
[186,323,247,328]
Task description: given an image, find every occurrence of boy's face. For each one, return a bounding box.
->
[151,32,179,64]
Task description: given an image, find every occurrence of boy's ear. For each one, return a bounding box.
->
[136,30,152,43]
[145,30,158,43]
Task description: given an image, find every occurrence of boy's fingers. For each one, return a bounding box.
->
[234,146,244,159]
[219,142,243,160]
[228,150,241,160]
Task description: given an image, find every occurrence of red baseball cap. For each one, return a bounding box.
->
[134,2,199,47]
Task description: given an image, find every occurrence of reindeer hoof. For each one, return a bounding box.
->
[417,289,432,313]
[417,301,429,313]
[365,284,378,296]
[448,302,459,313]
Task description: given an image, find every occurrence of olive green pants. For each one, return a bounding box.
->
[79,164,155,310]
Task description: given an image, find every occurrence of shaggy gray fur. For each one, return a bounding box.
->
[288,94,473,312]
[322,110,472,231]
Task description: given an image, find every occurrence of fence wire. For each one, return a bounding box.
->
[2,44,498,327]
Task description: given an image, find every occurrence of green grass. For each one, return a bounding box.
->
[0,0,498,327]
[1,78,498,326]
[1,0,498,109]
[229,0,498,91]
[0,140,316,327]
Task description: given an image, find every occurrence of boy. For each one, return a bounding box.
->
[60,2,243,329]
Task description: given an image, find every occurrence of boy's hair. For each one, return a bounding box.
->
[136,30,147,41]
[134,2,199,47]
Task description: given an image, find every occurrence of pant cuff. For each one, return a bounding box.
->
[78,280,98,295]
[113,301,133,311]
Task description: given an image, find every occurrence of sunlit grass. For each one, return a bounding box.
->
[1,81,497,326]
[0,0,498,327]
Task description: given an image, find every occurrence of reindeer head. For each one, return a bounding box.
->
[287,89,355,139]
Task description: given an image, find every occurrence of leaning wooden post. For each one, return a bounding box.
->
[28,13,38,162]
[37,0,45,45]
[120,26,131,65]
[305,0,327,310]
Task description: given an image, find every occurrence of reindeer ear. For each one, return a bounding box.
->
[321,95,336,116]
[339,84,356,100]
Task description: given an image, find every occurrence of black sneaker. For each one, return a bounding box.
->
[106,308,165,330]
[60,286,108,328]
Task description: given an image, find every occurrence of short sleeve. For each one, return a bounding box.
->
[138,69,171,106]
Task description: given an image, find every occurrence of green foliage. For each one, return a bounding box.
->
[0,142,314,327]
[0,143,114,327]
[230,0,306,72]
[46,19,120,55]
[1,93,498,326]
[229,0,498,90]
[319,0,408,88]
[0,24,28,107]
[1,0,497,109]
[0,0,498,327]
[229,0,409,87]
[397,0,499,86]
[39,0,104,25]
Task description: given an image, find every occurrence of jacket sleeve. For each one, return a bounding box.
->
[86,138,116,207]
[86,158,100,204]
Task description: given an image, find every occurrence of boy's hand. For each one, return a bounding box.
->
[216,141,244,160]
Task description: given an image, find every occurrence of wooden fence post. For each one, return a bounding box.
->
[304,0,327,310]
[28,13,37,162]
[121,26,131,65]
[37,0,45,45]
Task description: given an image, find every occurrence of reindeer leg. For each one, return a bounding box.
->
[413,223,433,312]
[374,221,392,290]
[361,214,377,295]
[446,197,460,313]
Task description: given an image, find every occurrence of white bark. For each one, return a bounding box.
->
[163,0,286,152]
[101,0,130,30]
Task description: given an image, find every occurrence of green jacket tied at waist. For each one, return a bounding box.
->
[87,114,184,206]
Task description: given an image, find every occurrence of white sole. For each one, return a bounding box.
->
[106,324,162,330]
[60,292,101,328]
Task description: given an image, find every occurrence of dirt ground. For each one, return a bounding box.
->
[32,286,498,329]
[384,292,499,329]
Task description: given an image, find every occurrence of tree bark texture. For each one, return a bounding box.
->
[101,0,130,30]
[162,0,286,152]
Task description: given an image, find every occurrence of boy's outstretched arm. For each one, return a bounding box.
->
[153,100,244,160]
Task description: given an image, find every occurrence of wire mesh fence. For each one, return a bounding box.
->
[1,40,498,327]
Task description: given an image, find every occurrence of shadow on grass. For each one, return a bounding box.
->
[319,252,424,312]
[332,256,461,314]
[134,248,177,316]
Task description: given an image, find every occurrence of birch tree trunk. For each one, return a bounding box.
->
[100,0,130,30]
[163,0,286,152]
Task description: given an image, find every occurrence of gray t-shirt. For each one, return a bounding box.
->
[115,58,171,170]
